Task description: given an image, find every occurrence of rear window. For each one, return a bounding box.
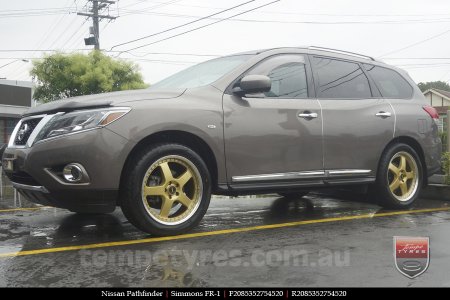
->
[363,64,413,99]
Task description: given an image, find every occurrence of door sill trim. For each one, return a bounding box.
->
[232,169,372,183]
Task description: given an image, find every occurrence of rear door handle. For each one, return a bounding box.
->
[375,111,392,118]
[298,112,318,119]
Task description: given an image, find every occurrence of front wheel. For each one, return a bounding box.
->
[120,144,211,235]
[373,143,423,208]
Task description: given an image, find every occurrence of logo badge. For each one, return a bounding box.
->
[394,236,429,278]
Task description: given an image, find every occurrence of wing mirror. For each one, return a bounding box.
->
[233,75,272,96]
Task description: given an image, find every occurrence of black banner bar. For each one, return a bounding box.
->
[0,287,445,297]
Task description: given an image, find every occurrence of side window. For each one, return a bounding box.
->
[246,55,308,98]
[312,57,372,99]
[363,64,413,99]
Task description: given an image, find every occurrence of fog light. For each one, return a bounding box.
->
[63,163,88,183]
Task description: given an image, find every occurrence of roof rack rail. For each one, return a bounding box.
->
[308,46,376,61]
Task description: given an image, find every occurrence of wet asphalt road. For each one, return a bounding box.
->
[0,190,450,287]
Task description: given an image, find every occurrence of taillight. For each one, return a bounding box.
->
[423,106,439,120]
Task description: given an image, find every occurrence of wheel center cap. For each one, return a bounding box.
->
[167,185,177,195]
[399,171,406,182]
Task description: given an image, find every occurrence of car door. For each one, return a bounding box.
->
[310,56,395,178]
[222,54,324,185]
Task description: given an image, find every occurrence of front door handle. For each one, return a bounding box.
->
[298,112,318,119]
[375,111,392,118]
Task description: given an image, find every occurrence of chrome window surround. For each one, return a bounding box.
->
[8,107,131,149]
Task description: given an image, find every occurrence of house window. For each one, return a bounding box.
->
[0,118,19,145]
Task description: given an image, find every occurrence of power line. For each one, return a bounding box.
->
[61,19,89,50]
[133,1,450,18]
[0,49,88,52]
[380,29,450,57]
[119,51,221,58]
[121,0,181,9]
[124,0,183,10]
[47,15,80,50]
[119,0,281,53]
[110,0,256,50]
[8,0,76,81]
[384,57,450,60]
[120,9,450,24]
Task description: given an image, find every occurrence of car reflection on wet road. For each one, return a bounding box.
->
[0,191,449,287]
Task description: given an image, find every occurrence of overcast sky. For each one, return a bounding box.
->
[1,0,450,85]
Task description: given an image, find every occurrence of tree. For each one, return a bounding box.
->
[417,81,450,93]
[31,51,148,103]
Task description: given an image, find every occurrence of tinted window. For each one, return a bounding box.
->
[151,54,253,89]
[247,55,308,98]
[363,64,412,99]
[313,57,371,98]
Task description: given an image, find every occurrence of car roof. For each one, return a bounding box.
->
[232,46,388,66]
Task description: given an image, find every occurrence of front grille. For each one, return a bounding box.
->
[14,118,42,146]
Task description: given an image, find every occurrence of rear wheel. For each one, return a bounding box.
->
[373,143,422,208]
[278,191,309,199]
[121,144,211,235]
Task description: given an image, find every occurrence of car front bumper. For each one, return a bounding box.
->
[2,128,132,213]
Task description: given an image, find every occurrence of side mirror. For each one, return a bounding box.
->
[233,75,271,96]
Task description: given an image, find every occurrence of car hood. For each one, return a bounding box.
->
[23,88,185,117]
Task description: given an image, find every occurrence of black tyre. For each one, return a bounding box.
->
[120,143,211,235]
[373,143,423,208]
[278,191,309,199]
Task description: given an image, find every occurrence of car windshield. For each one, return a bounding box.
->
[150,54,253,89]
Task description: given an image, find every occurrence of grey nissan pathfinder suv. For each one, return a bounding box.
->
[1,47,442,235]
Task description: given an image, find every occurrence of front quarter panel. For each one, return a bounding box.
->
[106,86,227,183]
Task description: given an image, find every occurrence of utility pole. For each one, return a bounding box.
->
[77,0,117,50]
[92,0,99,50]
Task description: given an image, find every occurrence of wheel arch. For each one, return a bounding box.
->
[119,130,219,201]
[379,136,428,186]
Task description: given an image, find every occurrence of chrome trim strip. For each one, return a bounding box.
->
[27,114,57,147]
[8,114,50,148]
[232,171,326,182]
[232,169,372,182]
[7,120,23,148]
[328,169,371,175]
[11,182,49,193]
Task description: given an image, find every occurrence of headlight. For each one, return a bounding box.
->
[34,107,130,143]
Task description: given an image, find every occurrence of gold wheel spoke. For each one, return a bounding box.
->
[142,155,202,224]
[400,182,408,196]
[406,171,415,179]
[143,185,165,197]
[177,170,193,188]
[160,197,173,218]
[389,163,400,176]
[177,193,192,208]
[389,178,400,193]
[399,155,407,171]
[159,162,174,183]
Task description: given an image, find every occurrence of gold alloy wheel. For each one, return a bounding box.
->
[141,155,203,225]
[387,151,419,202]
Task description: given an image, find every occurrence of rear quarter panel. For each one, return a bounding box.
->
[390,74,442,175]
